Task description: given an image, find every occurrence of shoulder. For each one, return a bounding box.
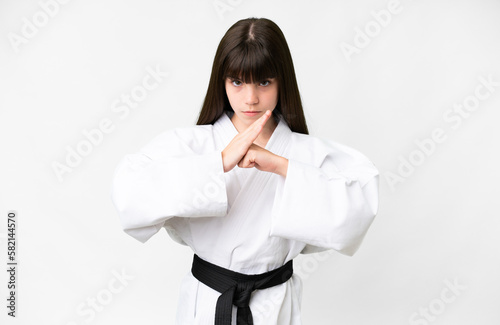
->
[170,124,215,148]
[290,132,376,171]
[137,124,216,159]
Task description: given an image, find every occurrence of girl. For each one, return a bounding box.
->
[111,17,379,325]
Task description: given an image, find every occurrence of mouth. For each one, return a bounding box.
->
[242,111,261,116]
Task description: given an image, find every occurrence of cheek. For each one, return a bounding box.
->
[225,85,234,100]
[267,88,279,104]
[225,87,238,104]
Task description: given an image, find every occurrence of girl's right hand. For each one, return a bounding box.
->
[221,110,272,173]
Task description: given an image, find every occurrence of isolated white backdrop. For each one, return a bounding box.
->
[1,0,499,324]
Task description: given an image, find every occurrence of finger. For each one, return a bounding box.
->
[245,110,271,133]
[253,110,271,128]
[244,110,271,143]
[238,151,252,168]
[239,160,255,168]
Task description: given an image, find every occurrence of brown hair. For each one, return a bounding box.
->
[196,17,309,135]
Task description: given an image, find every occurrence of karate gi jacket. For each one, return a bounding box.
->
[111,111,379,324]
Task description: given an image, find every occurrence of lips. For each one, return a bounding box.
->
[242,111,261,117]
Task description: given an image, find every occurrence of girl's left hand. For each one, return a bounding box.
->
[238,143,288,176]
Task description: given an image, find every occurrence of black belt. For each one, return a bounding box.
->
[191,254,293,325]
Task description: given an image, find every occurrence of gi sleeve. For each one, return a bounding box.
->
[269,139,379,256]
[110,128,228,243]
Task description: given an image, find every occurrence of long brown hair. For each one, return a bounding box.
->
[196,17,308,135]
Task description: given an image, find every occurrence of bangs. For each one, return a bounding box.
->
[222,42,278,83]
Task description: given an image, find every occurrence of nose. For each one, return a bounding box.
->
[244,85,259,106]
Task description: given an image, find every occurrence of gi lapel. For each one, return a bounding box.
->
[213,111,292,249]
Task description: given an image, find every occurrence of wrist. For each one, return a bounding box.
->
[274,156,288,177]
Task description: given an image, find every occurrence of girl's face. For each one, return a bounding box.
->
[225,77,279,126]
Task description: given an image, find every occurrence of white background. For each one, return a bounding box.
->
[1,0,499,324]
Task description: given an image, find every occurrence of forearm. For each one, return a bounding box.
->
[273,156,289,177]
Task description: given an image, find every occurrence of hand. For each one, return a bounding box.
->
[237,143,289,177]
[221,110,271,173]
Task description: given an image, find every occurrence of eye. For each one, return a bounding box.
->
[230,79,243,87]
[259,80,271,87]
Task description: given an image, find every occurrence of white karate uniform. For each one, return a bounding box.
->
[111,111,379,324]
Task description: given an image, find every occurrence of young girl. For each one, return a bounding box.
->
[111,17,379,325]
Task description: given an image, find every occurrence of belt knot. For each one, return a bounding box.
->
[234,281,255,307]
